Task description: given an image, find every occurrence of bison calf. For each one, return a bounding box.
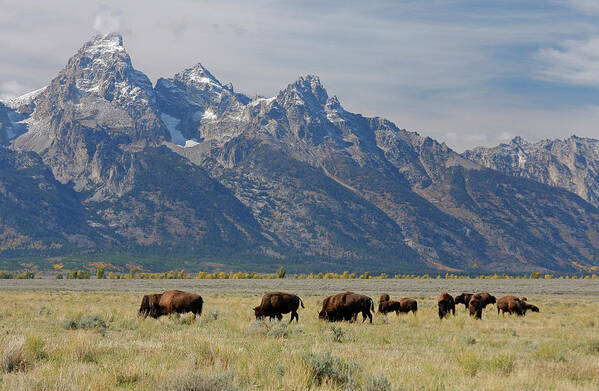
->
[378,296,417,316]
[254,292,304,323]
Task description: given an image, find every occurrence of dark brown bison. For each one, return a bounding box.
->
[253,292,304,323]
[319,292,353,322]
[468,292,495,319]
[344,293,375,323]
[319,292,374,323]
[454,293,473,309]
[139,290,203,319]
[438,292,455,319]
[378,297,417,316]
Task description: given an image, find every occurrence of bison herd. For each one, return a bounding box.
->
[139,290,540,323]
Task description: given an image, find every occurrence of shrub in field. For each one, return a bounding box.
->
[79,315,107,331]
[1,337,25,373]
[158,371,238,391]
[62,318,79,330]
[63,315,107,331]
[303,350,358,389]
[266,322,289,338]
[244,320,291,338]
[365,374,392,391]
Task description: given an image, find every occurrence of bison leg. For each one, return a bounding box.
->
[277,314,283,321]
[290,311,299,323]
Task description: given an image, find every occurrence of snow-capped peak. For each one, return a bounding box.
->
[175,63,223,89]
[279,74,329,107]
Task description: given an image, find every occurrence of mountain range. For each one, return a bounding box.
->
[1,33,598,273]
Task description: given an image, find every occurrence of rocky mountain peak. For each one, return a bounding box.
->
[174,63,225,90]
[278,75,329,108]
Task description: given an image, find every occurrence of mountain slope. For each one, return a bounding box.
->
[0,147,103,257]
[162,71,599,272]
[1,33,599,272]
[464,136,599,208]
[1,34,278,264]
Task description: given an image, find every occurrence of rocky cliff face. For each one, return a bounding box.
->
[464,136,599,208]
[1,33,599,272]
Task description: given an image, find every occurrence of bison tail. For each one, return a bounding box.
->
[300,298,305,309]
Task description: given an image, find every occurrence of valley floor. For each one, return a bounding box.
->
[0,280,598,390]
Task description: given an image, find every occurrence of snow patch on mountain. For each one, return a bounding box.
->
[202,109,217,120]
[161,113,199,148]
[1,87,47,109]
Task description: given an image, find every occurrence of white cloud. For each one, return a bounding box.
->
[0,80,28,100]
[535,37,599,86]
[93,10,121,34]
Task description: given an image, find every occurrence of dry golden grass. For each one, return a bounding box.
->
[0,287,597,390]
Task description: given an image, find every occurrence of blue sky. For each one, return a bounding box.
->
[1,0,598,151]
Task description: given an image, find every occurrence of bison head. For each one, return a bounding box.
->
[318,310,327,320]
[487,295,497,305]
[253,306,265,320]
[526,304,539,313]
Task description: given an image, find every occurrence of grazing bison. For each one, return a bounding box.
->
[468,292,495,319]
[319,292,374,323]
[319,292,353,322]
[344,293,375,323]
[497,295,525,316]
[253,292,304,323]
[378,296,417,316]
[454,293,473,309]
[438,292,455,319]
[139,290,203,319]
[497,296,539,316]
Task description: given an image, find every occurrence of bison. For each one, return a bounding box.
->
[454,293,473,309]
[497,296,539,316]
[138,290,203,319]
[319,292,374,323]
[468,292,496,319]
[378,295,417,316]
[253,292,304,323]
[438,292,455,319]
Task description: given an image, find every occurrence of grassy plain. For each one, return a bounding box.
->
[0,279,597,390]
